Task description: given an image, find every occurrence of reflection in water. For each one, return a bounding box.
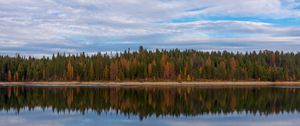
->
[0,85,300,120]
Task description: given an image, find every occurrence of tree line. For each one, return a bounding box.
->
[1,46,300,82]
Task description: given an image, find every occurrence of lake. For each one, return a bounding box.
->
[0,85,300,126]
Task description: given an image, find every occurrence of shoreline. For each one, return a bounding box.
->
[1,81,300,86]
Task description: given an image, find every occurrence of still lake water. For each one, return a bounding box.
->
[1,85,300,126]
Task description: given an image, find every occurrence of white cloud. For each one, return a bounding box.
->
[181,0,300,18]
[0,0,299,56]
[0,115,65,126]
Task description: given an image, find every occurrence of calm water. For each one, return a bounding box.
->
[1,85,300,126]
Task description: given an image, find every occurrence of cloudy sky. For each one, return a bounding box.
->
[1,0,300,56]
[2,109,300,126]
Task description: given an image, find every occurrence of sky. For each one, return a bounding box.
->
[0,0,300,56]
[1,109,300,126]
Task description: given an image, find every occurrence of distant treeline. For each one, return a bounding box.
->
[0,46,300,82]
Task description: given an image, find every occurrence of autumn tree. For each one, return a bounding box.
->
[7,70,12,82]
[110,62,119,81]
[229,57,237,80]
[14,72,19,81]
[0,47,299,82]
[67,60,74,80]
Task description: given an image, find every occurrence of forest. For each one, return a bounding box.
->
[0,46,300,82]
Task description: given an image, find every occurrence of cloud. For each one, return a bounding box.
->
[167,20,300,42]
[0,0,299,56]
[180,0,300,18]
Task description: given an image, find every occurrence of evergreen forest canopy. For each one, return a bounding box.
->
[0,46,300,82]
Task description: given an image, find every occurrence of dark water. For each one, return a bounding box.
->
[1,85,300,126]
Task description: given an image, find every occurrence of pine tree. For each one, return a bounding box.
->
[0,47,299,82]
[89,62,94,81]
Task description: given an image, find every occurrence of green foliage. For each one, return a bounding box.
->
[0,47,299,82]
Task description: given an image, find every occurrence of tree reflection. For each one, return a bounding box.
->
[0,86,300,120]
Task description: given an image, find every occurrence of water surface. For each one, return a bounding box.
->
[0,85,300,126]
